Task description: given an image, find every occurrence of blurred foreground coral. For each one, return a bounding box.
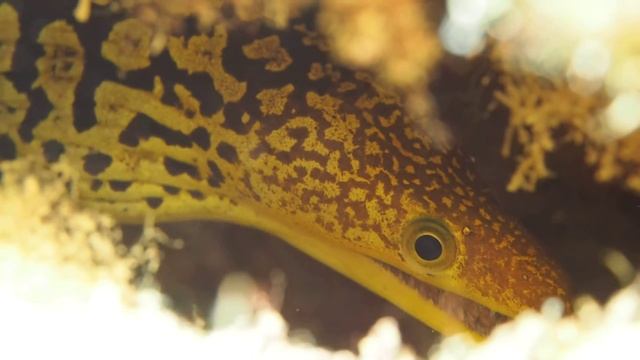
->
[3,158,640,359]
[0,159,417,359]
[432,281,640,360]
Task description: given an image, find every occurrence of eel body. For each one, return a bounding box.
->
[0,1,569,337]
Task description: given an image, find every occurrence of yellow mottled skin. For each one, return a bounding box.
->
[0,1,569,338]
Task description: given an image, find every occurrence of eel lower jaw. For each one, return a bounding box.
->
[373,260,510,337]
[232,219,512,339]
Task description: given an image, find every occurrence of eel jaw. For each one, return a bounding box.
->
[372,260,510,337]
[278,226,510,338]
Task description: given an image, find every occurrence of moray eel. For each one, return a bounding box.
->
[0,1,569,338]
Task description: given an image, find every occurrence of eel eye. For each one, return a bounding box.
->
[402,217,457,273]
[414,234,442,261]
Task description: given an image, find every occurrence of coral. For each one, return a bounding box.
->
[317,0,441,89]
[493,53,640,194]
[0,158,417,359]
[431,278,640,360]
[492,62,607,192]
[438,0,640,194]
[589,129,640,193]
[0,157,176,290]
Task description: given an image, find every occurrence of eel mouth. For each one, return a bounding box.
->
[375,260,510,336]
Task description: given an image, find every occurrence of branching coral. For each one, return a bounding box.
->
[439,0,640,194]
[493,53,640,194]
[589,130,640,193]
[493,62,608,192]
